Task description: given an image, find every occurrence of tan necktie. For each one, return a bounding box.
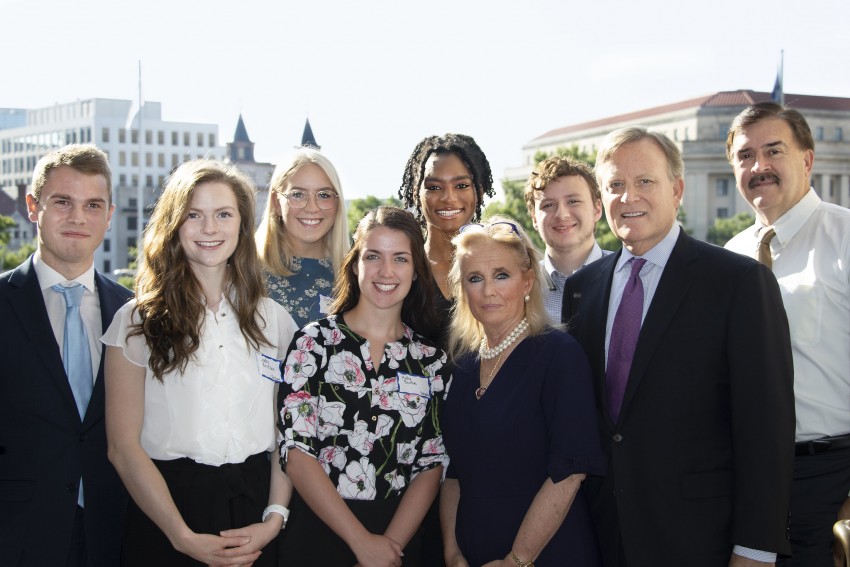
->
[757,227,776,269]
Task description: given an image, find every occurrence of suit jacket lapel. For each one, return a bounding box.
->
[8,257,80,419]
[567,251,620,423]
[619,232,697,420]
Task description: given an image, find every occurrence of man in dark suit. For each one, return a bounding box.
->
[562,127,795,567]
[0,144,132,566]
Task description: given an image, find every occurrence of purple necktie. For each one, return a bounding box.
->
[606,257,646,423]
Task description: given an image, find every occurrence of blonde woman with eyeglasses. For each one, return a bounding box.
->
[440,217,605,567]
[256,148,350,328]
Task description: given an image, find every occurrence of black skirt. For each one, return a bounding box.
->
[121,452,278,567]
[279,490,423,566]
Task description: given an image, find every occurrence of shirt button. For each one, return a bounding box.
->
[613,434,623,443]
[371,416,377,422]
[219,345,223,350]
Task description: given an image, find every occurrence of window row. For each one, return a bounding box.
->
[104,128,215,148]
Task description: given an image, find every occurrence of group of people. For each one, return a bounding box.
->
[1,101,848,567]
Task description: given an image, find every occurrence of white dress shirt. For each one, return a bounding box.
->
[727,188,850,442]
[102,297,297,466]
[34,253,102,386]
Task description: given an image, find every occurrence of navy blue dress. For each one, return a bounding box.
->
[442,330,605,566]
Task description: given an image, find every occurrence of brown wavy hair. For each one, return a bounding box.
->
[131,159,270,381]
[329,206,439,339]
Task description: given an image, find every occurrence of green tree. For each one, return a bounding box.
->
[346,196,402,237]
[1,241,36,270]
[482,179,543,249]
[0,215,14,245]
[0,215,37,271]
[706,212,754,246]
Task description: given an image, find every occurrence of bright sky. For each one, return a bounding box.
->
[2,0,848,200]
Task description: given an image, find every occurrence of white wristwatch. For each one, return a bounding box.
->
[262,504,290,530]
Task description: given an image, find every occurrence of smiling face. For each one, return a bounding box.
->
[276,162,338,258]
[354,226,415,315]
[178,181,241,278]
[418,152,478,236]
[532,175,602,257]
[597,139,683,256]
[460,238,533,341]
[730,117,813,226]
[26,165,114,280]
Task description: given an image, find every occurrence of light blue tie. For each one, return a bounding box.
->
[53,283,93,507]
[52,283,93,418]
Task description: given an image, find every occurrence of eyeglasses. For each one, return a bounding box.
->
[459,221,521,237]
[281,190,339,210]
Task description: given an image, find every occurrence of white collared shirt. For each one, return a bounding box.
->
[34,253,102,385]
[542,242,606,325]
[102,297,297,465]
[727,189,850,442]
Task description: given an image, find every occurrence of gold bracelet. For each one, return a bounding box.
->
[510,551,534,567]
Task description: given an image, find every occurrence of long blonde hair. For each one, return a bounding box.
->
[447,215,549,359]
[256,148,349,276]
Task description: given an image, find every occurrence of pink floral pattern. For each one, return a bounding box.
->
[278,315,450,500]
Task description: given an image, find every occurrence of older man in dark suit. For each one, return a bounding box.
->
[0,145,132,566]
[563,127,795,567]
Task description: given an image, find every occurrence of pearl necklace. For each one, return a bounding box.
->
[479,318,528,360]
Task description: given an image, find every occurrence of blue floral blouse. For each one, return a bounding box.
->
[278,314,450,500]
[265,257,334,329]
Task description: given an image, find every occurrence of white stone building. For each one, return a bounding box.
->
[506,90,850,239]
[0,98,224,273]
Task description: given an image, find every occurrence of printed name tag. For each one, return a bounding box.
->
[397,372,431,399]
[258,353,284,383]
[319,294,332,315]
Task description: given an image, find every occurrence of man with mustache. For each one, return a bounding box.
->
[726,102,850,566]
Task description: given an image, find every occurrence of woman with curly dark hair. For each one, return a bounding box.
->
[103,159,297,566]
[398,134,494,566]
[398,133,495,347]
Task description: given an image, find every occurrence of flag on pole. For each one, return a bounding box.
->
[771,50,784,105]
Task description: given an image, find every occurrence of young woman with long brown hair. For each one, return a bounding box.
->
[104,160,297,566]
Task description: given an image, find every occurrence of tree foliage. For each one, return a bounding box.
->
[0,215,36,271]
[0,215,15,246]
[706,212,754,246]
[346,196,402,237]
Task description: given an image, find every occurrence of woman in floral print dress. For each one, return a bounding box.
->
[256,148,350,328]
[277,207,447,566]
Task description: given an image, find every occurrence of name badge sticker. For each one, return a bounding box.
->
[397,371,431,399]
[319,294,332,315]
[258,353,284,383]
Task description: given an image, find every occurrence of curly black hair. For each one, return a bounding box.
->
[398,133,495,228]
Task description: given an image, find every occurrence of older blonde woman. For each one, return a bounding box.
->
[440,217,605,567]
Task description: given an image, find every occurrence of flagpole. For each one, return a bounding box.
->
[779,49,784,106]
[136,60,144,258]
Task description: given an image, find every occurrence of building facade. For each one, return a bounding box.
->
[0,98,224,274]
[506,90,850,239]
[225,114,275,223]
